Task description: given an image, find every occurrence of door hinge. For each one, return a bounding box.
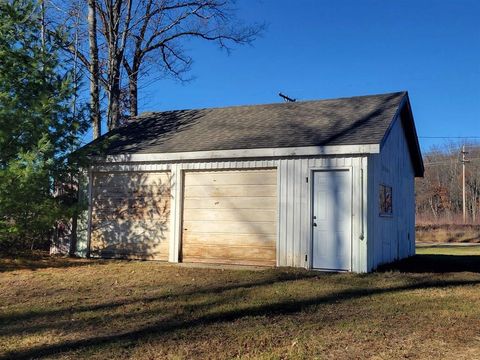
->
[305,254,308,262]
[306,177,308,183]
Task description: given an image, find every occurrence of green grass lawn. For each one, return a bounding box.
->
[417,243,480,256]
[1,247,479,360]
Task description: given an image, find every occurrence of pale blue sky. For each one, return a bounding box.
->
[100,0,480,152]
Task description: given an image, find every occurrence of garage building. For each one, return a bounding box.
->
[75,91,424,272]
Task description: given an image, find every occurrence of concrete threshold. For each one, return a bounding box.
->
[175,262,272,271]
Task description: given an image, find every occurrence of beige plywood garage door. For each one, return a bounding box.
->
[182,169,277,266]
[91,171,171,260]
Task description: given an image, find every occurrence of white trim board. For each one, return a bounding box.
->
[97,144,380,164]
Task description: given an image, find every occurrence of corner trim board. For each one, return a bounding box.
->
[86,167,93,258]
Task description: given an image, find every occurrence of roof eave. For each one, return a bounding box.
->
[95,144,381,164]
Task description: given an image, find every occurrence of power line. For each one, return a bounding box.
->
[423,157,480,166]
[419,136,480,139]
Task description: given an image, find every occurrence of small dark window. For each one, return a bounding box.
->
[379,184,392,216]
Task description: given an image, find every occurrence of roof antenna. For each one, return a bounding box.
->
[278,92,296,102]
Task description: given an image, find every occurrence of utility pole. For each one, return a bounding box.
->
[461,145,469,224]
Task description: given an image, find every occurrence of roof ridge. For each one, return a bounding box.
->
[136,91,407,118]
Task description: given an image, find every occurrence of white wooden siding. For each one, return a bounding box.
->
[277,156,368,271]
[74,170,90,257]
[85,157,369,272]
[368,114,416,270]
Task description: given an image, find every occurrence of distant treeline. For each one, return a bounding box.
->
[416,142,480,225]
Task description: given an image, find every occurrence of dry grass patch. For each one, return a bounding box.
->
[416,224,480,243]
[1,249,480,359]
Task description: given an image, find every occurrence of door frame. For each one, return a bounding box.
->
[308,167,353,271]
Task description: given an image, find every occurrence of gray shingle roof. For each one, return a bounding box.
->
[87,91,412,157]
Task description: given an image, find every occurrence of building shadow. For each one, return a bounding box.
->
[0,253,107,273]
[377,253,480,273]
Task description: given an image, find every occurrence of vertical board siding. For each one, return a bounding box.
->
[369,114,416,269]
[276,156,367,271]
[74,170,90,257]
[279,160,288,266]
[300,159,308,267]
[90,156,368,271]
[293,161,301,267]
[286,159,295,266]
[169,163,182,262]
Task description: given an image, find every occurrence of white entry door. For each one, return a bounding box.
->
[312,170,352,271]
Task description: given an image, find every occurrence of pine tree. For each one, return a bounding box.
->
[0,0,88,252]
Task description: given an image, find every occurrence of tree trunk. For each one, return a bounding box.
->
[69,213,78,257]
[107,62,121,129]
[128,69,138,117]
[429,198,437,219]
[88,0,101,139]
[106,0,126,130]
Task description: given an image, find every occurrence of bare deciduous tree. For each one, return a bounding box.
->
[416,142,480,224]
[49,0,263,133]
[88,0,101,137]
[121,0,262,117]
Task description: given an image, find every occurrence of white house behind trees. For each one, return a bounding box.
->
[75,91,424,273]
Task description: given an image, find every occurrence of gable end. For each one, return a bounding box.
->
[380,93,424,177]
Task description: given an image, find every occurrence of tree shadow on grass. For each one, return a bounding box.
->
[0,270,317,327]
[3,277,479,360]
[378,254,480,273]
